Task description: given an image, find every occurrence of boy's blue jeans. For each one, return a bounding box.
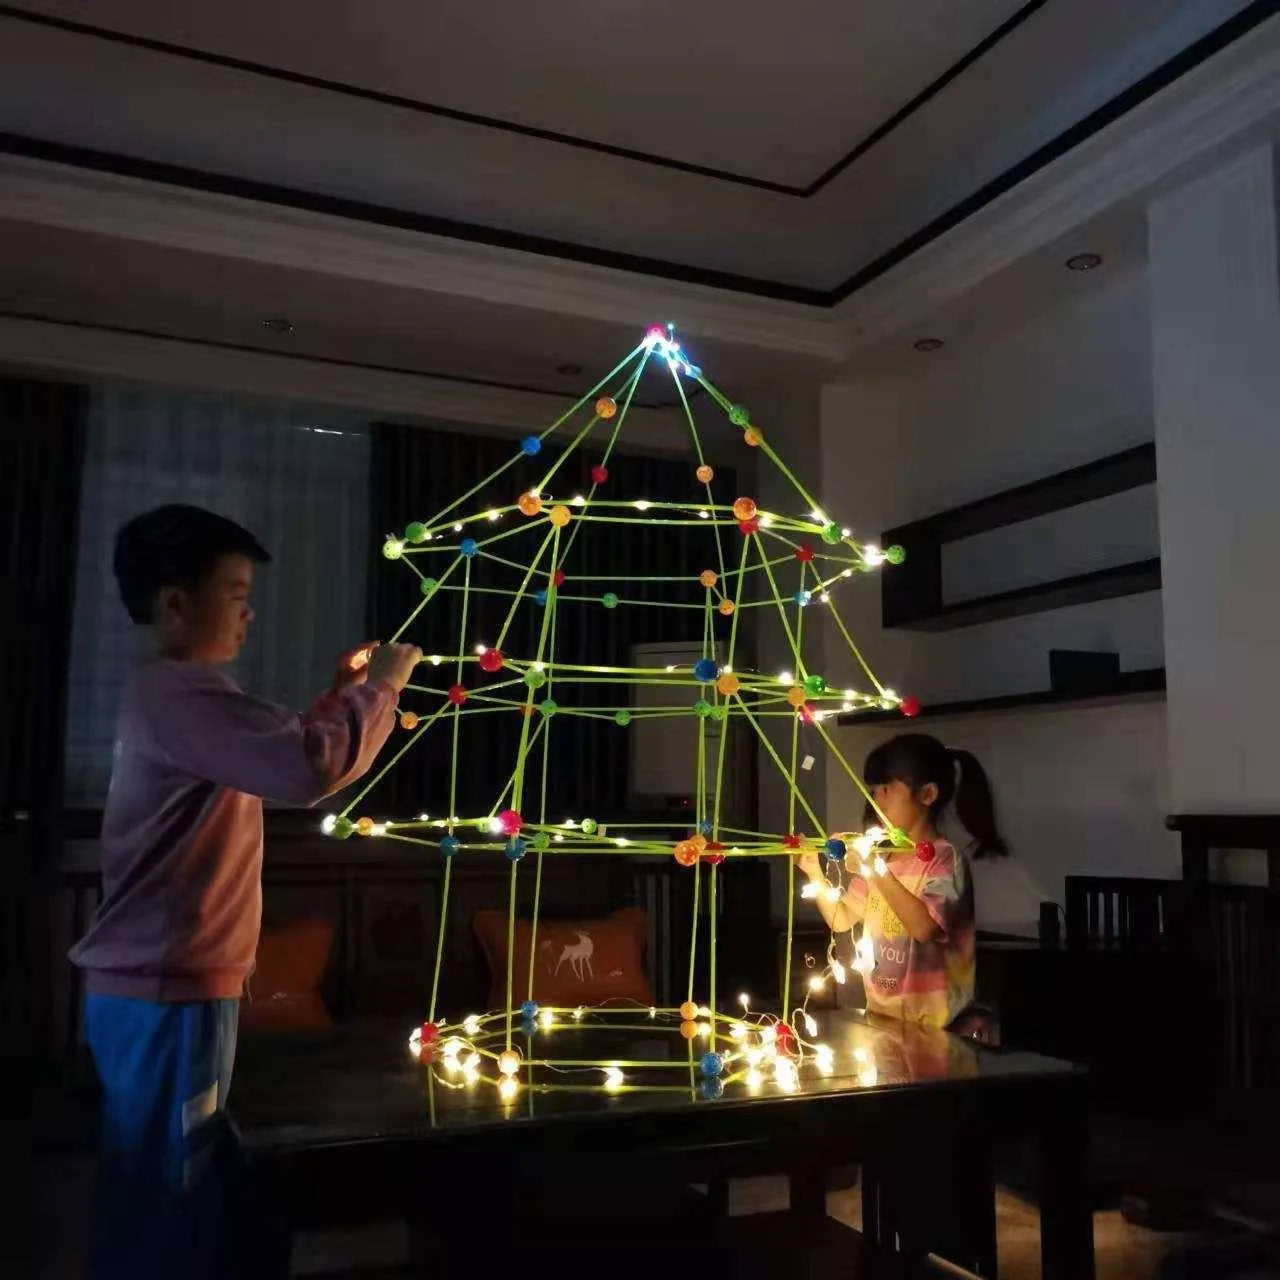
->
[85,994,250,1279]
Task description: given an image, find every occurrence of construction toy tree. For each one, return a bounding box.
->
[322,326,919,1103]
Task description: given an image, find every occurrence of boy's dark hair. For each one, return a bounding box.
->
[862,732,1009,859]
[113,504,271,624]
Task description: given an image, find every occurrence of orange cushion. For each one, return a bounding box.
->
[473,907,653,1009]
[240,916,335,1032]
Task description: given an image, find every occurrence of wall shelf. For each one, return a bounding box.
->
[836,666,1165,726]
[882,442,1158,630]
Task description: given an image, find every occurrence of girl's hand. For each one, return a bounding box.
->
[795,849,823,883]
[333,642,379,691]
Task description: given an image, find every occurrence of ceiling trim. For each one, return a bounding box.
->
[0,309,688,408]
[1,1,1275,305]
[0,0,1049,198]
[0,311,705,451]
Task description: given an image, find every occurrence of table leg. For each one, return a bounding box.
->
[1039,1079,1094,1280]
[789,1165,827,1221]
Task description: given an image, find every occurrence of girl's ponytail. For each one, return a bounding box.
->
[950,748,1008,859]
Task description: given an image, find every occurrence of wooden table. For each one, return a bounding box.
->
[234,1010,1093,1278]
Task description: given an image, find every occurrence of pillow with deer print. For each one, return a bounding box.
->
[472,907,654,1009]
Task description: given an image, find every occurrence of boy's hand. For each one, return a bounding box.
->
[367,643,423,693]
[333,642,379,691]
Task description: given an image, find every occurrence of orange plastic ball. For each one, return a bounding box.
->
[732,497,757,522]
[716,672,740,695]
[679,1000,699,1022]
[680,1019,699,1040]
[355,817,375,836]
[743,427,763,447]
[696,464,714,484]
[399,711,420,731]
[690,834,708,854]
[698,569,718,589]
[517,491,543,517]
[717,599,735,617]
[674,841,699,867]
[549,505,571,528]
[786,685,808,708]
[595,396,617,419]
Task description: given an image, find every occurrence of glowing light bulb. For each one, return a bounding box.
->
[760,1025,777,1045]
[697,1022,711,1037]
[802,1012,819,1037]
[648,1007,657,1019]
[573,1007,585,1021]
[820,592,830,603]
[810,509,826,523]
[853,835,874,858]
[738,992,750,1010]
[453,523,463,532]
[842,568,853,578]
[777,670,793,685]
[540,1007,554,1030]
[730,1022,748,1041]
[842,701,853,712]
[459,1051,479,1071]
[486,510,499,522]
[553,834,564,843]
[603,1066,625,1092]
[874,855,888,877]
[866,826,885,842]
[488,817,504,834]
[809,976,826,992]
[475,644,487,655]
[463,1065,480,1087]
[760,514,774,527]
[462,1015,482,1036]
[320,814,337,835]
[497,1049,521,1077]
[665,665,676,673]
[854,1046,869,1064]
[853,935,875,976]
[746,1068,763,1090]
[824,886,841,903]
[442,1038,463,1060]
[430,655,442,666]
[723,664,733,675]
[746,1046,763,1067]
[864,544,885,566]
[800,883,819,900]
[572,494,586,506]
[498,1076,519,1103]
[775,1059,799,1092]
[831,961,847,986]
[815,1045,834,1073]
[633,500,651,511]
[859,1065,878,1088]
[698,510,710,520]
[614,837,629,847]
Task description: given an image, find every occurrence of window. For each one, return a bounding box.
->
[64,381,371,806]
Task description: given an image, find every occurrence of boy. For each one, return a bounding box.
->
[69,503,420,1278]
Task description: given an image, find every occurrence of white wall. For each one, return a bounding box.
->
[817,265,1172,894]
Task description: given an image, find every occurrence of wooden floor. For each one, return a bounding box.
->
[35,1152,1251,1279]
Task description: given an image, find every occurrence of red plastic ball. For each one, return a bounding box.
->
[591,464,609,485]
[738,518,760,535]
[478,648,504,673]
[420,1021,439,1044]
[518,702,538,718]
[798,703,815,724]
[498,809,523,835]
[776,1023,798,1056]
[782,834,802,850]
[915,839,936,861]
[795,545,815,563]
[553,569,567,588]
[900,695,921,718]
[702,841,725,866]
[448,684,468,706]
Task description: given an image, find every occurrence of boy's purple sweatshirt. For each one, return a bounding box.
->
[70,658,397,1001]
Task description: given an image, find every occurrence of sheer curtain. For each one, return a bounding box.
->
[65,381,371,806]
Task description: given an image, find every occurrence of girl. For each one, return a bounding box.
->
[797,733,1007,1031]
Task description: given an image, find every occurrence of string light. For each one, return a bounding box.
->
[498,1076,519,1103]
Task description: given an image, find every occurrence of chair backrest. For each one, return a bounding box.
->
[1064,874,1185,949]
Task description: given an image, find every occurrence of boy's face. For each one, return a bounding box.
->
[157,553,255,663]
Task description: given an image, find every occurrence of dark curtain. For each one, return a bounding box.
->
[368,422,735,824]
[0,378,86,1063]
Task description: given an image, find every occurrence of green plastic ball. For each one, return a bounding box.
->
[539,698,558,717]
[728,404,751,426]
[331,816,354,840]
[614,710,631,726]
[382,538,404,560]
[601,592,619,609]
[709,704,728,722]
[885,544,906,565]
[405,521,428,543]
[581,818,598,836]
[525,669,547,689]
[821,522,842,546]
[803,674,827,696]
[420,577,438,596]
[532,831,551,852]
[693,698,712,718]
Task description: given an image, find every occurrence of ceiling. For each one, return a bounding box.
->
[0,0,1265,297]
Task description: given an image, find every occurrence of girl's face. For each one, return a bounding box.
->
[869,778,937,836]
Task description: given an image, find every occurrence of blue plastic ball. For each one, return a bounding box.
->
[460,538,479,558]
[520,1016,538,1038]
[520,1000,539,1019]
[699,820,713,836]
[824,837,847,862]
[520,435,542,456]
[534,588,548,605]
[441,835,460,858]
[693,658,718,682]
[701,1078,725,1101]
[700,1051,725,1078]
[794,589,812,606]
[505,837,527,861]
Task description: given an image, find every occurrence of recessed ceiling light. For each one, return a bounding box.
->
[913,337,944,352]
[556,362,583,376]
[1066,253,1103,272]
[260,316,294,335]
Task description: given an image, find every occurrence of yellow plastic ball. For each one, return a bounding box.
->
[399,711,420,731]
[674,841,699,867]
[716,673,740,696]
[355,817,375,836]
[680,1019,700,1040]
[679,1000,699,1022]
[743,427,763,447]
[698,569,718,589]
[786,685,807,708]
[549,505,571,528]
[595,396,617,419]
[717,599,735,617]
[732,497,757,522]
[517,491,543,517]
[696,464,714,484]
